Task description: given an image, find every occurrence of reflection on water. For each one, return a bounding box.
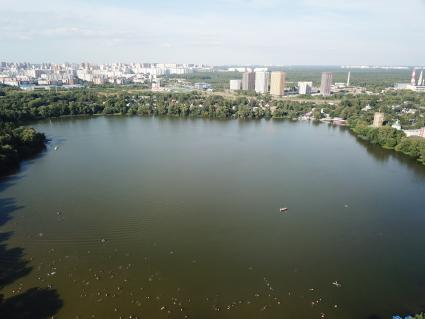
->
[0,176,63,318]
[1,117,425,319]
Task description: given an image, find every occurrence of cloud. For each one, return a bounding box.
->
[217,0,280,8]
[0,0,424,65]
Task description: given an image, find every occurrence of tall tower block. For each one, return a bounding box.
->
[320,72,333,96]
[418,70,423,86]
[411,68,417,86]
[270,71,286,96]
[242,72,256,91]
[255,71,270,94]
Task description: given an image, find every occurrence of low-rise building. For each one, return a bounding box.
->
[298,81,313,95]
[404,127,425,138]
[194,83,211,90]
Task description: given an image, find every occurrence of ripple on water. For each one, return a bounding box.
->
[29,212,155,248]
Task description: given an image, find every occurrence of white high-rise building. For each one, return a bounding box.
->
[411,68,417,86]
[229,79,242,91]
[298,81,313,95]
[255,71,270,94]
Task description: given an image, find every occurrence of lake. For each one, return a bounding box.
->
[1,116,425,319]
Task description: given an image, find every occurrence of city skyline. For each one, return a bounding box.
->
[2,62,424,68]
[1,0,425,65]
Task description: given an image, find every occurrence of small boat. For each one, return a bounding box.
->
[332,281,341,287]
[280,207,289,213]
[54,146,59,151]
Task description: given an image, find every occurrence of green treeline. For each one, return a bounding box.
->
[1,87,425,174]
[351,121,425,164]
[0,123,46,175]
[1,89,424,125]
[0,90,315,121]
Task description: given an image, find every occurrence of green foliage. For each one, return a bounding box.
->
[350,120,425,164]
[352,122,405,149]
[0,123,46,175]
[395,137,425,164]
[0,90,101,122]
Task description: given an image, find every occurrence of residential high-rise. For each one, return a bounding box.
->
[270,71,286,96]
[229,79,242,91]
[255,71,270,94]
[242,72,255,91]
[298,81,313,95]
[373,112,385,128]
[418,70,423,87]
[411,68,417,86]
[320,72,333,96]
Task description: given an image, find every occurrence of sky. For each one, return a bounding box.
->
[0,0,424,65]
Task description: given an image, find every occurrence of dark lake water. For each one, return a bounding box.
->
[1,116,425,319]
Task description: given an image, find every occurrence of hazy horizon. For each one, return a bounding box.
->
[1,62,423,68]
[1,0,424,65]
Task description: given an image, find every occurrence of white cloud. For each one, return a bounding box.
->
[217,0,280,8]
[0,0,424,64]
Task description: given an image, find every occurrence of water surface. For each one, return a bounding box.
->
[1,117,425,318]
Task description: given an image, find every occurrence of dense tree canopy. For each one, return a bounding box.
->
[0,123,46,175]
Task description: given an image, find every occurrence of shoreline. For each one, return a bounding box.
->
[2,113,424,181]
